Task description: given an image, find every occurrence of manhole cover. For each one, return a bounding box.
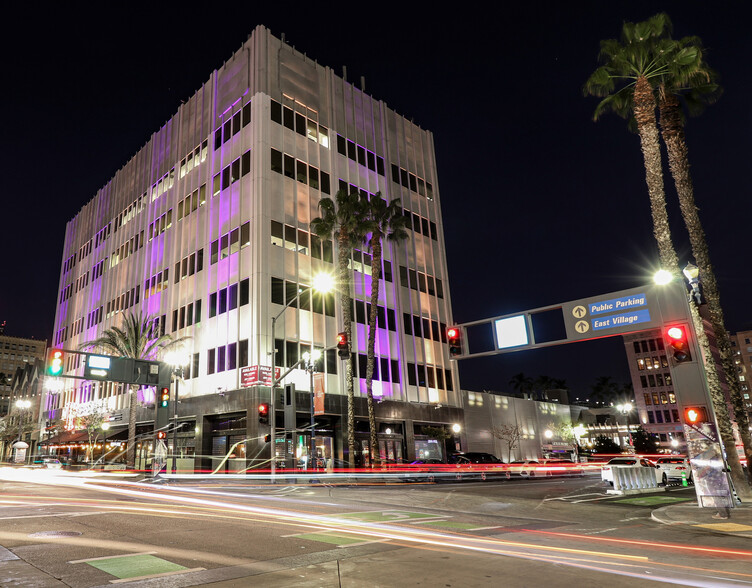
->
[28,531,82,538]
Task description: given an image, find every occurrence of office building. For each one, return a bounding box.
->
[47,25,461,469]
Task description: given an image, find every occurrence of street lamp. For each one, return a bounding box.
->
[616,402,633,449]
[302,349,322,470]
[269,272,334,477]
[682,262,702,305]
[653,269,674,286]
[164,348,190,474]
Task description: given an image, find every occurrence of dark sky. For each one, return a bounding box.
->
[2,2,749,399]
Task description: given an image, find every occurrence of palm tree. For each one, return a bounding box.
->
[655,32,752,477]
[310,188,369,468]
[79,312,188,469]
[508,373,533,397]
[585,14,751,497]
[359,194,409,467]
[589,376,618,406]
[359,195,410,465]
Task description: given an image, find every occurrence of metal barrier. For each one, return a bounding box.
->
[610,465,659,493]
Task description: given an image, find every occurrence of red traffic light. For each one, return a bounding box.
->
[665,325,691,363]
[258,402,270,424]
[336,332,349,359]
[157,431,166,440]
[447,326,462,357]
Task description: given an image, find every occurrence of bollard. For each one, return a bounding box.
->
[681,472,688,487]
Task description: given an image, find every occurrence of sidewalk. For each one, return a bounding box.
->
[651,502,752,538]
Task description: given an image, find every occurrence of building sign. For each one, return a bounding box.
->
[562,287,660,342]
[314,373,326,415]
[240,365,281,388]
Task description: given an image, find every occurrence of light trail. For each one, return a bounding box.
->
[3,468,752,586]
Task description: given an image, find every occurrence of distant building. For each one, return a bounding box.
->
[0,334,46,416]
[729,330,752,416]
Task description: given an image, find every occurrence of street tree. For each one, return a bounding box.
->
[491,424,522,463]
[311,188,369,468]
[593,435,621,454]
[77,408,108,463]
[654,29,752,476]
[589,376,618,405]
[508,373,533,396]
[360,193,409,467]
[79,312,189,469]
[585,13,751,497]
[632,426,659,454]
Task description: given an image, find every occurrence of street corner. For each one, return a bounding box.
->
[651,502,752,537]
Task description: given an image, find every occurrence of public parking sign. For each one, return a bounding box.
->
[562,287,661,342]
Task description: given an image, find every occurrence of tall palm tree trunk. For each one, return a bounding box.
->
[365,233,382,468]
[659,90,752,484]
[126,387,137,468]
[338,233,356,468]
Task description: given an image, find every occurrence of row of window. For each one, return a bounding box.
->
[70,317,85,338]
[179,140,209,179]
[92,258,106,281]
[212,150,252,196]
[271,277,336,317]
[207,340,245,375]
[74,271,89,294]
[270,148,332,193]
[78,239,93,264]
[636,355,669,371]
[350,249,392,280]
[398,265,445,298]
[391,164,433,200]
[336,134,385,176]
[271,221,334,263]
[111,231,145,269]
[270,99,330,148]
[150,168,175,203]
[144,268,170,299]
[106,285,141,320]
[404,209,438,241]
[94,223,111,248]
[177,184,206,221]
[148,210,172,242]
[403,313,447,343]
[633,338,665,354]
[174,249,204,282]
[87,306,103,329]
[172,300,202,331]
[63,252,77,274]
[208,279,250,318]
[210,223,250,264]
[406,362,453,391]
[59,283,73,304]
[214,102,252,150]
[647,408,680,424]
[352,300,396,331]
[273,339,338,374]
[644,391,677,405]
[639,372,673,388]
[114,194,147,233]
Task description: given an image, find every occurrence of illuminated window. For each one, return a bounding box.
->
[637,358,646,370]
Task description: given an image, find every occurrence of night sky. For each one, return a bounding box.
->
[2,3,750,400]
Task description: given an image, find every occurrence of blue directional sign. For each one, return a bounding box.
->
[591,309,652,331]
[589,293,647,316]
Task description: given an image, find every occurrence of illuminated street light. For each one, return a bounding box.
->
[452,423,461,434]
[616,403,634,448]
[270,272,334,477]
[544,429,553,439]
[653,269,673,285]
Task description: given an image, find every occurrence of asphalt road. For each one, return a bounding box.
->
[1,469,750,587]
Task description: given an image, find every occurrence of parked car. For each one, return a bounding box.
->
[34,457,63,470]
[600,456,662,485]
[447,452,502,465]
[654,456,693,483]
[538,459,584,477]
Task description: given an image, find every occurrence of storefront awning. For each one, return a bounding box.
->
[39,431,89,445]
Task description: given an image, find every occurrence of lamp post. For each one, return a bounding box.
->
[616,402,633,449]
[164,349,190,474]
[302,349,322,470]
[269,273,334,477]
[683,262,702,305]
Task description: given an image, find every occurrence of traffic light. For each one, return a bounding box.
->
[447,327,462,357]
[264,434,271,443]
[684,406,708,424]
[665,325,692,364]
[336,332,349,359]
[159,387,169,408]
[156,430,166,440]
[48,349,64,376]
[258,402,270,424]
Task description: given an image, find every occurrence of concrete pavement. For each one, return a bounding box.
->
[651,501,752,538]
